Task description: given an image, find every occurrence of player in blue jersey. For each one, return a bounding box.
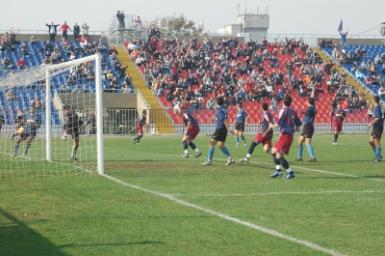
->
[270,95,302,179]
[296,98,317,162]
[233,102,247,147]
[240,102,274,162]
[14,107,42,156]
[180,109,202,158]
[202,96,235,166]
[368,95,383,162]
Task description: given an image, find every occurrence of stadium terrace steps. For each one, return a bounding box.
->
[315,47,374,105]
[115,47,175,134]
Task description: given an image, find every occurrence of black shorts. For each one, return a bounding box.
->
[235,122,245,132]
[301,124,314,138]
[68,129,80,140]
[211,126,227,142]
[371,126,383,139]
[71,132,80,140]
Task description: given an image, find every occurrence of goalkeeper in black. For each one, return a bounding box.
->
[63,105,85,161]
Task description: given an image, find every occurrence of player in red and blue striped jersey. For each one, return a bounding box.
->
[270,95,302,179]
[240,102,274,162]
[180,109,202,158]
[133,110,147,144]
[330,104,345,145]
[368,95,383,162]
[202,97,235,166]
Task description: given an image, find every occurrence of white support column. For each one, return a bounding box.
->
[95,53,104,175]
[45,69,52,162]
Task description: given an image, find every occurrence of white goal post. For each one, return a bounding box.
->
[45,54,104,175]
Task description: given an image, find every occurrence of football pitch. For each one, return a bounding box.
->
[0,134,384,256]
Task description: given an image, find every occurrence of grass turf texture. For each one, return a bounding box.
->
[0,134,384,256]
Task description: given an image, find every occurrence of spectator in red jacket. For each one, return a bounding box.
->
[16,57,27,69]
[60,21,71,41]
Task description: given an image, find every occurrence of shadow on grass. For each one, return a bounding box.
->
[58,240,164,248]
[0,208,68,256]
[299,174,385,181]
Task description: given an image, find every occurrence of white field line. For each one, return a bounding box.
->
[250,160,357,177]
[102,173,347,256]
[250,160,385,183]
[170,190,385,197]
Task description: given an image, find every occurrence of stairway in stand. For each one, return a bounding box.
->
[116,47,175,134]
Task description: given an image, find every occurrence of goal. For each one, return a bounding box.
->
[0,54,104,178]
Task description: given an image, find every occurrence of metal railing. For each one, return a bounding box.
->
[101,108,370,135]
[0,29,106,36]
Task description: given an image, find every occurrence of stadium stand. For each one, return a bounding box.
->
[0,32,133,125]
[127,36,368,125]
[321,41,385,100]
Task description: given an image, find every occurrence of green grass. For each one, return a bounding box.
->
[1,134,384,256]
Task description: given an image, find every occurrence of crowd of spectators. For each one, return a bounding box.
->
[321,40,385,97]
[1,27,133,94]
[327,68,367,111]
[129,35,362,113]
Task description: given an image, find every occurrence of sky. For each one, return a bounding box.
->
[1,0,384,36]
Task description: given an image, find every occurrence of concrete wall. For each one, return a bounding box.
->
[59,92,137,109]
[318,37,385,46]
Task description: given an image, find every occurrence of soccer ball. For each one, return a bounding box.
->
[61,133,68,140]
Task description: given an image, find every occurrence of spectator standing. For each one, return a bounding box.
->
[73,22,80,41]
[339,30,348,47]
[46,22,59,44]
[59,21,72,41]
[81,23,90,39]
[116,11,126,30]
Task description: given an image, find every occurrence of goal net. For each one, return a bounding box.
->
[0,54,104,179]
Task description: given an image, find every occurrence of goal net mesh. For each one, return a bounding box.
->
[0,54,103,179]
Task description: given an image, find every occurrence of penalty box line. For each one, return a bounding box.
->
[170,190,385,197]
[249,160,385,183]
[102,173,347,256]
[214,157,385,183]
